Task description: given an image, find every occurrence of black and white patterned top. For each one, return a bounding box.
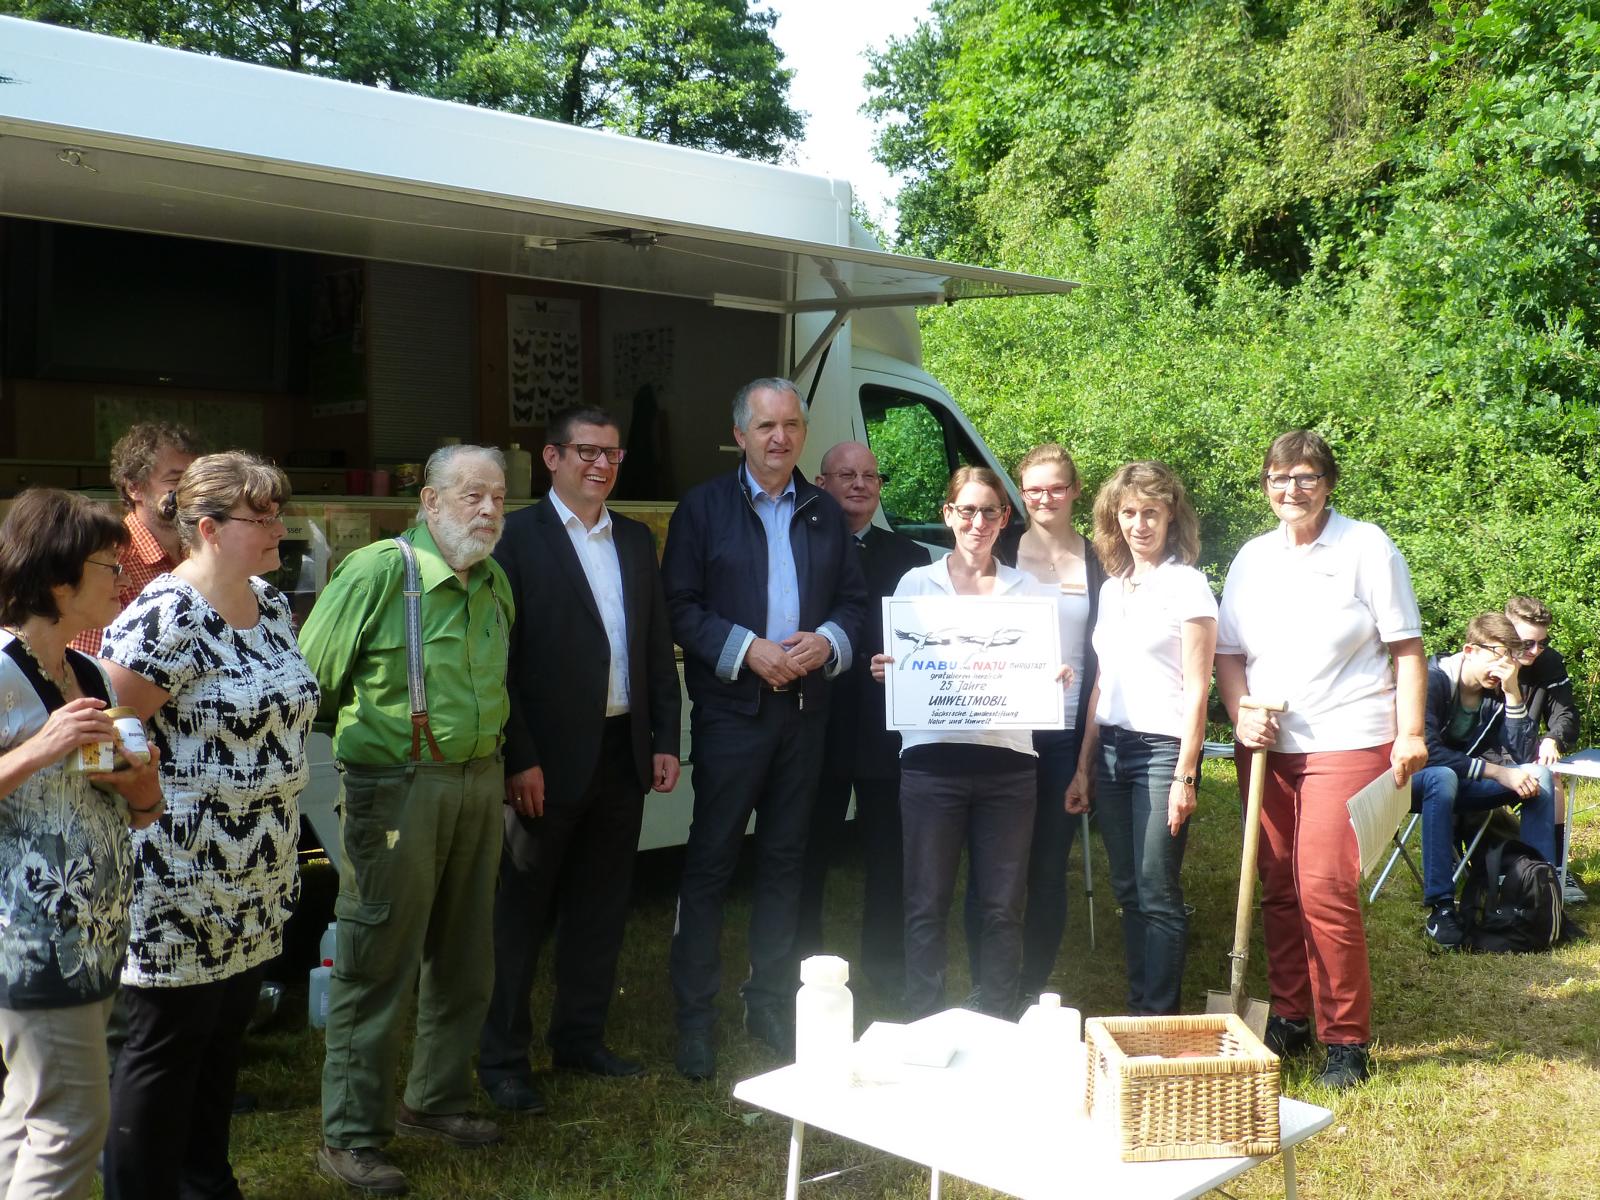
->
[0,639,134,1009]
[102,575,319,987]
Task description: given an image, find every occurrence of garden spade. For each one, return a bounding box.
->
[1206,696,1288,1042]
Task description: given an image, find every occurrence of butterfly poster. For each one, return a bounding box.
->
[506,295,583,426]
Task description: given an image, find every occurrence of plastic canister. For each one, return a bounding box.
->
[505,443,534,499]
[319,921,337,967]
[1018,993,1087,1115]
[795,955,853,1082]
[308,959,333,1029]
[106,706,151,766]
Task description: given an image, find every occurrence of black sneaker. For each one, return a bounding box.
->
[1425,903,1465,950]
[1263,1015,1312,1059]
[1316,1042,1371,1090]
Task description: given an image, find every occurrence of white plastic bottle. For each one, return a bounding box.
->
[319,921,337,968]
[795,955,854,1082]
[1018,992,1087,1115]
[308,958,333,1029]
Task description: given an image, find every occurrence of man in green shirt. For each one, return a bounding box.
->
[301,445,515,1197]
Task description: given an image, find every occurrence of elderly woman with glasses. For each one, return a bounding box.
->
[0,489,163,1200]
[871,466,1072,1020]
[1213,430,1427,1090]
[1067,461,1216,1019]
[99,452,320,1199]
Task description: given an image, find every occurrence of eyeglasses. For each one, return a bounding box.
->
[1021,484,1074,503]
[223,513,285,529]
[553,443,627,465]
[947,504,1006,524]
[823,470,889,486]
[1265,473,1326,491]
[1477,643,1514,662]
[85,558,124,578]
[1516,638,1551,656]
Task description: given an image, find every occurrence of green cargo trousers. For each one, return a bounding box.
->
[321,756,503,1148]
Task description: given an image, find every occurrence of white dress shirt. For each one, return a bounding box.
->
[546,489,630,716]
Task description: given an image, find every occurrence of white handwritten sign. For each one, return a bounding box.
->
[883,594,1064,731]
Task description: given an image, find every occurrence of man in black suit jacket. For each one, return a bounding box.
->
[478,406,681,1115]
[661,378,866,1080]
[796,442,931,992]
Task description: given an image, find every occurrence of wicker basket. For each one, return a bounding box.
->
[1084,1013,1280,1162]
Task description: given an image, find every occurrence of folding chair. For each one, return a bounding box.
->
[1368,803,1499,903]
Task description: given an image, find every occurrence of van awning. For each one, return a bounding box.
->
[0,16,1078,311]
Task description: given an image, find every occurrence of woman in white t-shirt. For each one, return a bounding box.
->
[871,467,1073,1020]
[964,444,1105,1003]
[1067,461,1216,1016]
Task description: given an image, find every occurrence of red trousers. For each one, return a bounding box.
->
[1236,743,1390,1046]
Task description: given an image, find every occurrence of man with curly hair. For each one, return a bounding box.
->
[70,422,201,655]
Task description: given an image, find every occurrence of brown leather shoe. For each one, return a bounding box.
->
[395,1102,503,1147]
[317,1145,409,1195]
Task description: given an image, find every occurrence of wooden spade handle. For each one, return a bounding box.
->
[1229,697,1287,1017]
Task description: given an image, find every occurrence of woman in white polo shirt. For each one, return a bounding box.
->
[871,466,1070,1021]
[1067,461,1216,1016]
[1214,430,1426,1090]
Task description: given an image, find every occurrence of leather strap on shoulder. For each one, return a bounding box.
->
[392,536,444,763]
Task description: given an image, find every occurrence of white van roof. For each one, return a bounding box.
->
[0,17,1077,310]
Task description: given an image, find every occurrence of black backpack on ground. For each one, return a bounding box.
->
[1459,837,1563,953]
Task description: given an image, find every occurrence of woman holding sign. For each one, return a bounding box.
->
[871,466,1068,1021]
[1067,461,1215,1017]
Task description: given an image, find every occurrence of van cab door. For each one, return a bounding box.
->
[853,365,1023,551]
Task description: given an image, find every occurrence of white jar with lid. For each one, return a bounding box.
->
[107,706,151,766]
[795,955,854,1083]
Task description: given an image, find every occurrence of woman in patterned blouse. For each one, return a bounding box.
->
[0,488,163,1199]
[101,453,320,1200]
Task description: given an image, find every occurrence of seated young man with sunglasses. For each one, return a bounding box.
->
[1505,596,1585,905]
[1412,612,1558,949]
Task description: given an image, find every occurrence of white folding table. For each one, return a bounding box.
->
[734,1008,1333,1200]
[1551,748,1600,893]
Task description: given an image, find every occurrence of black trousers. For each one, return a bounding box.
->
[901,763,1036,1021]
[478,718,646,1084]
[796,773,905,989]
[102,965,262,1200]
[966,727,1085,997]
[669,694,826,1030]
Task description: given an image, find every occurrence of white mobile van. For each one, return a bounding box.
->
[0,16,1076,850]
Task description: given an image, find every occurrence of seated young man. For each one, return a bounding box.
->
[1412,612,1557,949]
[1505,595,1586,905]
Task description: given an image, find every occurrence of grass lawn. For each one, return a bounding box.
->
[216,766,1599,1200]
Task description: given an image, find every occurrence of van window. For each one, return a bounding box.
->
[860,385,986,549]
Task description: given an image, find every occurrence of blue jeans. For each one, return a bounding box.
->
[1095,726,1188,1015]
[1414,763,1557,905]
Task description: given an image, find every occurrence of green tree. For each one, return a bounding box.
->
[865,0,1600,734]
[1,0,802,160]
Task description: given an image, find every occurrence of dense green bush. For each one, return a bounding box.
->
[872,0,1600,737]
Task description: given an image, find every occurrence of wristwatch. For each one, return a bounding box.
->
[1175,773,1198,786]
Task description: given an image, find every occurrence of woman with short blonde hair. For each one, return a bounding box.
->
[100,452,319,1198]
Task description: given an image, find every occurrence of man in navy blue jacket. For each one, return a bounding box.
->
[1413,612,1557,949]
[661,377,867,1079]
